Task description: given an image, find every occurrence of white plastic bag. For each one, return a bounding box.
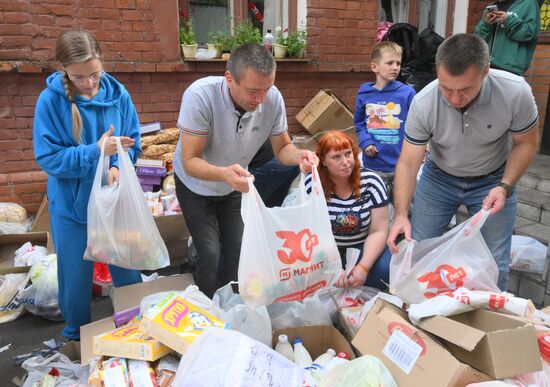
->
[84,138,169,270]
[213,282,272,346]
[390,210,500,304]
[20,254,62,321]
[266,295,332,330]
[22,352,88,387]
[238,167,342,307]
[172,327,304,387]
[510,235,547,274]
[408,287,536,325]
[0,272,29,323]
[317,285,379,323]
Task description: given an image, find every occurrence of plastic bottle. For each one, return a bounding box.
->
[292,338,313,367]
[275,334,294,361]
[263,29,274,53]
[322,356,350,375]
[312,348,336,366]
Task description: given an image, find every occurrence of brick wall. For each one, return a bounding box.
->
[0,0,377,213]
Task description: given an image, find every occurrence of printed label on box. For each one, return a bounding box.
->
[383,329,422,375]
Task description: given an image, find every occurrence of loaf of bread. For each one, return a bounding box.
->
[141,144,176,157]
[140,128,180,148]
[0,203,27,224]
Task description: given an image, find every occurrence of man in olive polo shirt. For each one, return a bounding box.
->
[387,33,538,291]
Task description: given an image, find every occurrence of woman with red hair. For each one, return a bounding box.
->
[305,130,391,289]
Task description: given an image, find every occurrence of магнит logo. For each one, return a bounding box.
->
[275,229,319,264]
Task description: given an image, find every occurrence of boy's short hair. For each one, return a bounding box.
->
[371,41,403,63]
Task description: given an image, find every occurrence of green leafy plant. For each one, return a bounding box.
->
[274,26,287,46]
[179,20,196,45]
[233,22,262,47]
[208,30,226,47]
[286,24,307,58]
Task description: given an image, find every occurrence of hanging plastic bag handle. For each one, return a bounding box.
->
[462,209,490,238]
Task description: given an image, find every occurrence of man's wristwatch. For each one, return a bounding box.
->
[497,181,514,198]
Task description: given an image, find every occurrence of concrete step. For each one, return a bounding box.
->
[516,186,550,223]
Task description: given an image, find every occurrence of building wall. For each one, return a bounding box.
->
[0,0,377,213]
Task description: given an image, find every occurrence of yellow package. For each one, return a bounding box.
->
[139,292,228,354]
[93,322,172,361]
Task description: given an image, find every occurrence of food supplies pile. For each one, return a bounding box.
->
[9,204,550,387]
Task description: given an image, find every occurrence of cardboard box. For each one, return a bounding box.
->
[351,299,490,387]
[60,341,81,362]
[153,214,189,267]
[293,126,358,153]
[139,292,228,355]
[0,232,51,274]
[272,325,356,360]
[31,195,54,252]
[296,90,355,135]
[80,273,194,365]
[93,322,172,361]
[338,306,362,341]
[417,309,542,379]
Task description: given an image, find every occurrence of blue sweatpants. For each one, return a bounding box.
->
[50,216,142,340]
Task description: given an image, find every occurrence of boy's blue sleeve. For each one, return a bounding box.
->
[109,91,142,169]
[354,89,375,150]
[33,92,100,179]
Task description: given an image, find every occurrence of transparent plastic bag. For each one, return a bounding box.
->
[20,254,62,321]
[84,138,169,270]
[510,235,547,274]
[0,272,29,323]
[266,294,332,330]
[390,210,500,304]
[213,282,272,346]
[238,167,342,307]
[319,355,398,387]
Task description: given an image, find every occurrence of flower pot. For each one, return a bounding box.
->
[181,44,198,59]
[207,44,222,59]
[273,44,287,59]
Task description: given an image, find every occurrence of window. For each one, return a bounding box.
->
[380,0,452,37]
[181,0,306,46]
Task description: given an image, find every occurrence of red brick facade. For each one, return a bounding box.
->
[1,0,548,213]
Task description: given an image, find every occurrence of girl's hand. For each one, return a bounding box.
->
[98,125,135,155]
[108,167,119,186]
[334,270,350,288]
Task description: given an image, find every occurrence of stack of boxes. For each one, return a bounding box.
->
[136,160,166,193]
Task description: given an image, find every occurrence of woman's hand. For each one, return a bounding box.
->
[334,270,351,288]
[108,167,119,186]
[348,265,368,287]
[98,125,135,156]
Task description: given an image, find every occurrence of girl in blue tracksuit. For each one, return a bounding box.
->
[33,30,142,340]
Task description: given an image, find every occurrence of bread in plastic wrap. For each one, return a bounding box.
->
[0,203,27,224]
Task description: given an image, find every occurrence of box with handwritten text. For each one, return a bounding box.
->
[139,292,228,355]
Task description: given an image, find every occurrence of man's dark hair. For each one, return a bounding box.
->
[435,33,489,75]
[227,43,276,82]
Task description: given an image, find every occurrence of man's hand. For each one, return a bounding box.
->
[482,186,508,215]
[364,144,378,158]
[222,164,252,192]
[299,149,319,173]
[387,215,412,254]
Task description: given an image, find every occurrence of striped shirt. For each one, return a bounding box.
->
[305,168,389,247]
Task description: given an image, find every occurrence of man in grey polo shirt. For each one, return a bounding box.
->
[173,43,318,298]
[387,33,538,291]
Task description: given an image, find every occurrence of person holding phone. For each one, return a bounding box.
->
[475,0,540,75]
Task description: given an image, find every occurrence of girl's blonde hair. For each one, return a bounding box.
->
[55,30,102,143]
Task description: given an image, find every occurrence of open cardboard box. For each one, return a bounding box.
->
[272,325,356,360]
[80,273,193,365]
[0,231,51,274]
[417,308,542,379]
[351,298,490,387]
[296,89,357,139]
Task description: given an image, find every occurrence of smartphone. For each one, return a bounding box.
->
[486,4,498,12]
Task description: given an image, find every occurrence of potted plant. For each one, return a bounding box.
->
[273,26,287,59]
[233,22,262,47]
[286,24,307,59]
[208,30,226,59]
[180,19,197,59]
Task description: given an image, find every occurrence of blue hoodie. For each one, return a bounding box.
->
[354,80,415,172]
[33,72,141,223]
